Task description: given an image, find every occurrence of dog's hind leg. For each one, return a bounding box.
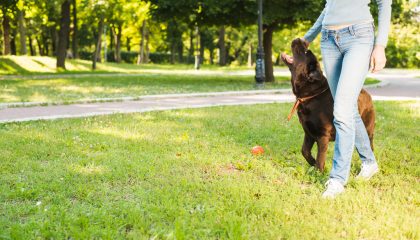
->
[316,137,330,172]
[302,134,316,166]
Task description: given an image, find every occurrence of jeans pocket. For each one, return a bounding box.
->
[354,27,374,38]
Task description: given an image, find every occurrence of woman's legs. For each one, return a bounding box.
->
[321,24,377,186]
[329,42,374,184]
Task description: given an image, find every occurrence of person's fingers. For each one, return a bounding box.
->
[369,55,375,73]
[302,38,310,48]
[373,57,386,73]
[374,61,386,73]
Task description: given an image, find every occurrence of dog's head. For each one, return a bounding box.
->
[281,38,327,95]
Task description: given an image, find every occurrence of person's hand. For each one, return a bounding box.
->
[301,38,310,48]
[370,45,386,73]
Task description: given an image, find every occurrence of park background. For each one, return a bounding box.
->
[0,0,419,239]
[0,0,418,77]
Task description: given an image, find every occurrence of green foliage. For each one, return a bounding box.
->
[386,23,420,68]
[263,0,324,28]
[0,0,417,68]
[0,101,419,238]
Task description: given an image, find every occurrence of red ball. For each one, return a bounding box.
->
[251,145,264,155]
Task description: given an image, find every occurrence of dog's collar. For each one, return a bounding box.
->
[287,87,329,121]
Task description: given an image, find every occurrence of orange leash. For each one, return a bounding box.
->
[287,88,329,121]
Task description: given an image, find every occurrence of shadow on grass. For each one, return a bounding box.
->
[0,58,30,75]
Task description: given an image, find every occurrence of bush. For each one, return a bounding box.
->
[79,50,93,61]
[385,24,420,68]
[100,51,195,64]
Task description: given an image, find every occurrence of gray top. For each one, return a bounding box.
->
[304,0,392,46]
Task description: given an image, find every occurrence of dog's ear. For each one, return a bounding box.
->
[305,50,318,66]
[308,70,323,82]
[305,50,323,81]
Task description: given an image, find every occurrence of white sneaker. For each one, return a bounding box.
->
[356,162,379,180]
[322,179,345,198]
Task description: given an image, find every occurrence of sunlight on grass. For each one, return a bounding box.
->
[0,102,418,238]
[69,163,107,175]
[0,56,254,75]
[0,75,290,104]
[89,127,149,140]
[11,56,55,73]
[400,101,420,116]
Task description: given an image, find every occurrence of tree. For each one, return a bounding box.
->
[147,0,198,64]
[17,0,27,55]
[123,0,150,64]
[71,0,78,58]
[260,0,323,82]
[199,0,255,66]
[89,0,107,70]
[57,0,71,69]
[107,0,125,63]
[1,0,18,55]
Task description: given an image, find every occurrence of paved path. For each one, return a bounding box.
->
[0,93,294,123]
[0,69,418,123]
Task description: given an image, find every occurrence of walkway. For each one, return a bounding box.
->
[0,69,418,123]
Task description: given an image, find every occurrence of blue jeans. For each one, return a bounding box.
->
[320,22,377,185]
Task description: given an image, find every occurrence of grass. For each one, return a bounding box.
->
[0,101,418,239]
[0,74,290,104]
[0,56,251,75]
[0,73,380,105]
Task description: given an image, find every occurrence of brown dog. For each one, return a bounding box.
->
[281,38,375,172]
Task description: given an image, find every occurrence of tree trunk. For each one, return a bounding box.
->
[170,43,176,64]
[42,35,49,56]
[194,26,200,69]
[10,30,17,55]
[2,12,11,55]
[28,35,35,56]
[218,26,226,66]
[114,24,122,63]
[126,37,131,51]
[188,29,194,61]
[51,27,57,56]
[137,20,146,64]
[92,16,104,70]
[36,37,43,55]
[145,26,149,63]
[18,9,27,55]
[0,26,3,55]
[57,0,71,69]
[209,48,214,65]
[199,33,204,64]
[110,26,114,50]
[225,42,231,65]
[71,0,78,58]
[177,41,183,63]
[263,25,275,82]
[247,43,253,67]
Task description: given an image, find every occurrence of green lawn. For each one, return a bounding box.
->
[0,75,290,104]
[0,101,418,239]
[0,56,250,75]
[0,74,379,105]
